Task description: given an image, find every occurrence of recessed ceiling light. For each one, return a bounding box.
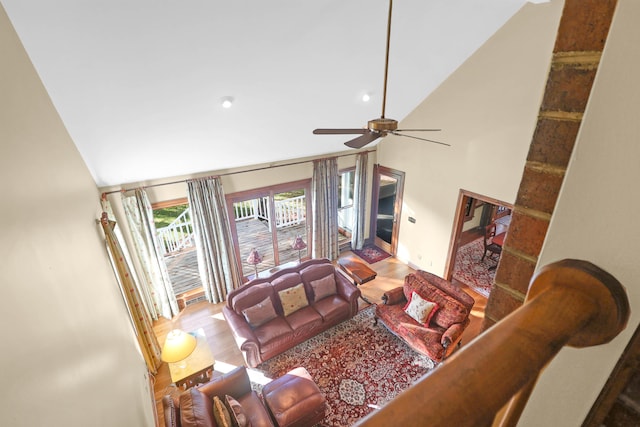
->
[221,96,234,109]
[361,93,371,103]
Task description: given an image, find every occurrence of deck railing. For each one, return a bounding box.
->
[355,259,630,427]
[156,208,194,255]
[158,195,307,255]
[233,195,306,230]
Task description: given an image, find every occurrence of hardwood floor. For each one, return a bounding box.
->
[151,252,488,426]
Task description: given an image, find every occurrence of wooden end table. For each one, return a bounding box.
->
[168,328,215,389]
[337,257,377,304]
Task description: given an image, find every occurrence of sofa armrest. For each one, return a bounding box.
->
[223,306,258,347]
[197,365,253,399]
[382,287,406,305]
[441,321,469,358]
[334,271,361,314]
[222,306,263,366]
[162,395,181,427]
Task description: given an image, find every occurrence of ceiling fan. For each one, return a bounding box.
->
[313,0,449,149]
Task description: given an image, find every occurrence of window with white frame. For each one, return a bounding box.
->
[338,169,355,234]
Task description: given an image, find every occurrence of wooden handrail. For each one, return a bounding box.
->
[355,259,630,427]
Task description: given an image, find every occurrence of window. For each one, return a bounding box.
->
[227,180,311,280]
[338,169,355,234]
[151,198,203,300]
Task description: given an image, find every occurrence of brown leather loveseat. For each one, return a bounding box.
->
[375,270,475,362]
[223,258,360,367]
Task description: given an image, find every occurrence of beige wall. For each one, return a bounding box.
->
[103,150,371,203]
[0,6,154,426]
[377,1,563,273]
[521,0,640,424]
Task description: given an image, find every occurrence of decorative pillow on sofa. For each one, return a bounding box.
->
[403,291,438,326]
[278,283,309,316]
[224,395,249,427]
[213,395,232,427]
[310,274,337,302]
[242,296,277,328]
[404,276,469,329]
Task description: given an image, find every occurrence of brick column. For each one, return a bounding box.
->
[482,0,618,329]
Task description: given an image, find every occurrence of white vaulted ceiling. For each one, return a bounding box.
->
[2,0,535,187]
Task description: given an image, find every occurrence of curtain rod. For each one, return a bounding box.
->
[101,149,375,198]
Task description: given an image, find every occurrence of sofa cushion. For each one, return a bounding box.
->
[403,291,438,326]
[224,395,249,427]
[310,273,337,302]
[415,270,475,310]
[237,391,274,427]
[213,395,232,427]
[253,317,293,351]
[271,272,308,314]
[242,296,277,328]
[278,283,309,316]
[283,305,323,334]
[180,388,216,427]
[231,282,276,316]
[300,262,338,286]
[313,295,350,323]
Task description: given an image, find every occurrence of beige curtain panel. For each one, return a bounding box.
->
[187,176,243,303]
[100,212,162,373]
[311,157,339,260]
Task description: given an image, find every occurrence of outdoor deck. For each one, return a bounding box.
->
[165,218,308,299]
[165,218,351,303]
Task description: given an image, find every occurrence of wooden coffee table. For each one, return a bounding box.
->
[338,258,377,304]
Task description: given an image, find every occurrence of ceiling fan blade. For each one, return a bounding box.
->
[395,128,442,132]
[390,131,450,146]
[313,128,367,135]
[344,131,381,149]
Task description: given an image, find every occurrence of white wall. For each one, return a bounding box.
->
[521,0,640,424]
[377,1,563,273]
[0,6,155,426]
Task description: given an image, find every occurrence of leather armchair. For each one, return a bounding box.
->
[162,366,274,427]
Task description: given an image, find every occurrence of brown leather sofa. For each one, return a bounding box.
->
[375,270,475,362]
[223,258,360,367]
[162,365,325,427]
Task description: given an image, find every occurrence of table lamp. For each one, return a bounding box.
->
[161,329,197,368]
[291,236,307,262]
[246,248,262,277]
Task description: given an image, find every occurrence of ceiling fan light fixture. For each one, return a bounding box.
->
[312,0,447,149]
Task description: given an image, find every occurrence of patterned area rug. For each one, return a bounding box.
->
[452,237,496,297]
[352,245,391,264]
[253,306,435,427]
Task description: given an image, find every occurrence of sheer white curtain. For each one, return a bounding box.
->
[187,176,242,303]
[351,152,368,250]
[311,157,339,260]
[122,189,178,319]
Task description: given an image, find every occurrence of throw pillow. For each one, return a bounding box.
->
[241,296,277,328]
[224,395,250,427]
[310,274,337,302]
[403,291,438,326]
[213,395,233,427]
[278,283,309,316]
